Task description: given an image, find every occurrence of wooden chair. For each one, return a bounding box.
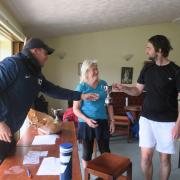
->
[85,152,132,180]
[111,92,144,142]
[113,115,131,142]
[93,139,97,158]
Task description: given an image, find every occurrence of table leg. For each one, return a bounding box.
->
[178,145,180,168]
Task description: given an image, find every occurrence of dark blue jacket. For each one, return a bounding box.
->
[0,49,81,133]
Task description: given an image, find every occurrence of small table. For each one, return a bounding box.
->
[124,105,142,113]
[124,105,142,121]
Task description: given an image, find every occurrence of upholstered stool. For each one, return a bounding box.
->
[85,152,132,180]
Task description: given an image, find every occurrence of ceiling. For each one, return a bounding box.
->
[1,0,180,38]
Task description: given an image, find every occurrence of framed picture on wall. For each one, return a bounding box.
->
[121,67,133,84]
[78,63,82,75]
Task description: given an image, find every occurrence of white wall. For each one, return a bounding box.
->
[42,23,180,110]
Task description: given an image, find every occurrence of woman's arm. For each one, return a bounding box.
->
[107,105,115,134]
[73,100,98,128]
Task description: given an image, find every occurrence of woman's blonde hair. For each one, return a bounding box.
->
[80,59,98,82]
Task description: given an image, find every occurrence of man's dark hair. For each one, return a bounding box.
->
[148,35,173,57]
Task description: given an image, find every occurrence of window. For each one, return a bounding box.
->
[0,20,24,61]
[0,34,12,61]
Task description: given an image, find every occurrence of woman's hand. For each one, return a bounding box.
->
[86,118,98,128]
[73,101,98,128]
[109,121,115,134]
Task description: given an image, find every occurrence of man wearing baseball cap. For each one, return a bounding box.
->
[0,38,99,162]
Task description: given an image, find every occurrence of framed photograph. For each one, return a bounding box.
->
[121,67,133,84]
[78,63,82,75]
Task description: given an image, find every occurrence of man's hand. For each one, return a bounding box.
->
[86,118,98,128]
[112,83,144,96]
[0,121,12,143]
[81,93,99,101]
[109,121,115,134]
[112,83,124,91]
[172,121,180,139]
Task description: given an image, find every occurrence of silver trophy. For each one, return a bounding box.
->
[51,108,63,123]
[104,85,112,105]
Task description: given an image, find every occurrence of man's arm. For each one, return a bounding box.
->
[0,58,19,142]
[113,83,144,96]
[41,77,82,100]
[172,71,180,139]
[172,93,180,139]
[114,63,146,96]
[0,58,19,93]
[0,58,19,121]
[41,77,99,101]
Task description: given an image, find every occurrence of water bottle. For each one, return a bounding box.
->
[60,143,73,180]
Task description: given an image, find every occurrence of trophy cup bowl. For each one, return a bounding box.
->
[104,85,112,105]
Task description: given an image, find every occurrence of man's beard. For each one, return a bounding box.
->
[148,55,157,62]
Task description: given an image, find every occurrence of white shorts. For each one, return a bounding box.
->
[139,116,177,154]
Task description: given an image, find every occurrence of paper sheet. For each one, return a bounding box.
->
[23,151,48,165]
[28,151,48,157]
[36,157,61,175]
[32,134,59,145]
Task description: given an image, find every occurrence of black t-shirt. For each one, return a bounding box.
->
[137,61,180,122]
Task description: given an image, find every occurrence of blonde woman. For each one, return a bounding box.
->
[73,59,115,169]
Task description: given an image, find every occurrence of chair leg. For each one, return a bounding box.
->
[93,139,97,158]
[178,145,180,168]
[84,168,90,180]
[127,123,131,143]
[127,163,132,180]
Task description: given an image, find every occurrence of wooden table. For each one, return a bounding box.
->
[124,105,142,113]
[178,139,180,168]
[124,105,142,121]
[0,122,82,180]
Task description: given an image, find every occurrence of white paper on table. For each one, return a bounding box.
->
[32,134,59,145]
[23,154,40,165]
[27,151,48,157]
[36,157,61,175]
[23,151,48,165]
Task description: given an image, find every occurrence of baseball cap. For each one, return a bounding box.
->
[23,38,55,55]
